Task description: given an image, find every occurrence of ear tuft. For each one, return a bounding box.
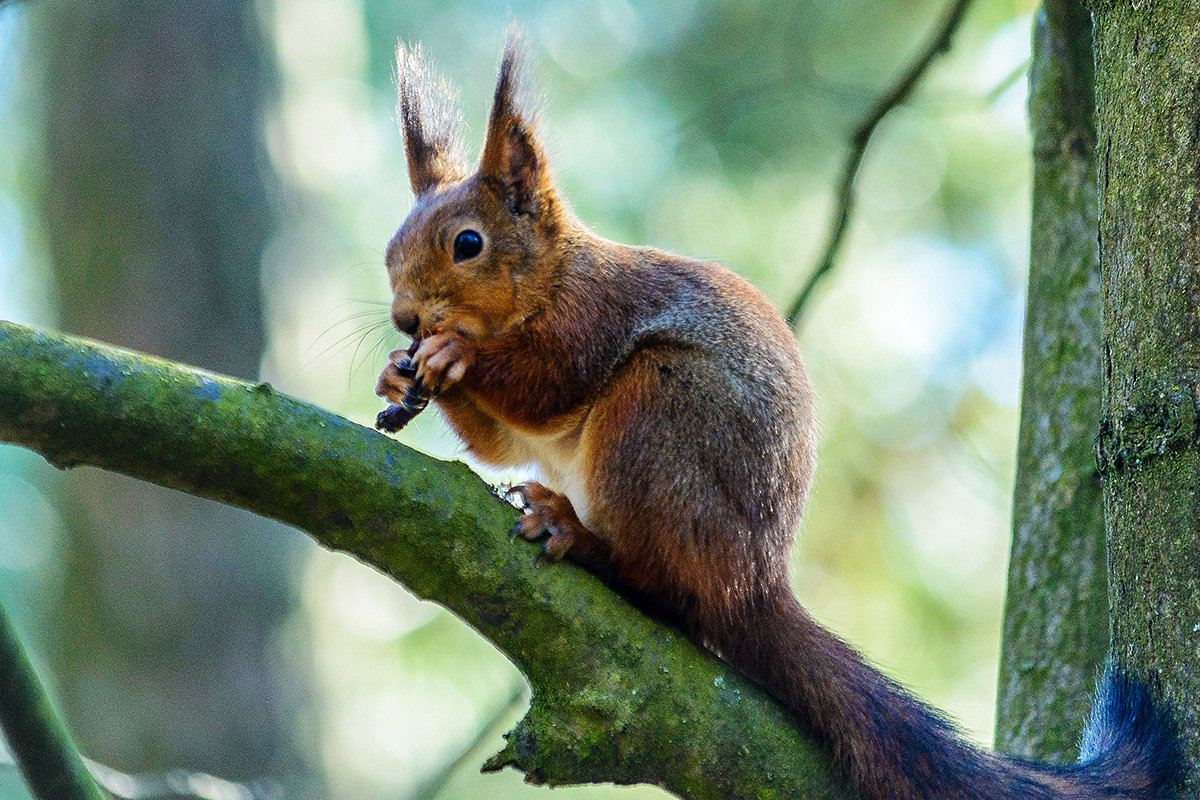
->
[479,28,550,215]
[396,43,469,196]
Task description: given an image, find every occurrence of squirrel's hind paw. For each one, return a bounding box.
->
[507,482,585,561]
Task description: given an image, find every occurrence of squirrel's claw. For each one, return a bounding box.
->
[509,493,554,542]
[537,530,576,562]
[503,484,529,509]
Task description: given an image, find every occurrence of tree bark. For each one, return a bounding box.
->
[0,320,861,800]
[1090,0,1200,792]
[995,0,1108,762]
[31,0,311,787]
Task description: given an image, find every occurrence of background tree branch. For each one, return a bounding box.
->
[0,598,106,800]
[784,0,974,326]
[994,0,1107,762]
[0,319,859,800]
[0,596,273,800]
[28,1,305,783]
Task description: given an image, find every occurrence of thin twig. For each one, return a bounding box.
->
[785,0,976,328]
[0,601,108,800]
[917,58,1031,109]
[982,57,1030,105]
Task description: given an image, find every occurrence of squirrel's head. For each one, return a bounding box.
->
[386,32,564,342]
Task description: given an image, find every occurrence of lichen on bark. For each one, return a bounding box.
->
[1090,0,1200,791]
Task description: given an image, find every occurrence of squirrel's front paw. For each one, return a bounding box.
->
[375,348,417,405]
[412,332,472,393]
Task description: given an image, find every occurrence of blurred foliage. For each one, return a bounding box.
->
[0,0,1034,798]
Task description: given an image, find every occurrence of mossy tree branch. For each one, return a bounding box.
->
[0,319,858,800]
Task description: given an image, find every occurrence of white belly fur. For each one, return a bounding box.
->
[507,424,593,529]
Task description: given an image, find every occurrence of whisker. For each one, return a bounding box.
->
[344,298,391,307]
[302,317,391,370]
[309,310,391,344]
[329,296,390,311]
[346,326,403,394]
[312,318,387,355]
[350,323,399,381]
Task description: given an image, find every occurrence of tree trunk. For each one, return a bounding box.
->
[32,1,314,789]
[1090,0,1200,792]
[995,0,1107,762]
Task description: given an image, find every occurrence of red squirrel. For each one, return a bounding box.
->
[375,34,1180,800]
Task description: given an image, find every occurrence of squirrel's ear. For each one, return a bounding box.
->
[479,31,549,215]
[396,44,468,196]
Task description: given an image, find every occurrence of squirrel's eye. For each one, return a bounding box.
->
[453,229,484,262]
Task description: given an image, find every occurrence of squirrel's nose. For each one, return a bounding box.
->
[392,310,419,338]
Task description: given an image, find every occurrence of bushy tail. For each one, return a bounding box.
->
[701,592,1182,800]
[1056,666,1183,798]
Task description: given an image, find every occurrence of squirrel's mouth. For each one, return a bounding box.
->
[388,295,444,340]
[394,297,494,344]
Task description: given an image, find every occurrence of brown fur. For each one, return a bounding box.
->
[375,33,1179,800]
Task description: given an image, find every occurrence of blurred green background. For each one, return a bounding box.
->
[0,0,1035,797]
